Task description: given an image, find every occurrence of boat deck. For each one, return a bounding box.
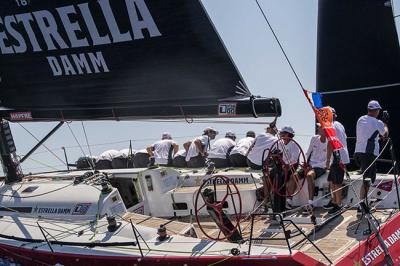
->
[124,207,397,264]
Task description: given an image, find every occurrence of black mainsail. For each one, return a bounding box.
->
[317,0,400,161]
[0,0,281,121]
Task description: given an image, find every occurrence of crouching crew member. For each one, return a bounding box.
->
[208,131,236,168]
[147,132,179,166]
[354,100,388,215]
[229,131,256,167]
[185,127,218,168]
[247,126,278,170]
[172,149,187,168]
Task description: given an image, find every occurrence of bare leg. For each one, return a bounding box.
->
[332,183,341,206]
[328,181,332,201]
[286,173,297,195]
[263,178,271,203]
[360,182,370,201]
[336,184,342,206]
[306,170,316,201]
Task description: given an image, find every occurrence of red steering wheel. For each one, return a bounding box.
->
[194,175,242,241]
[262,137,308,197]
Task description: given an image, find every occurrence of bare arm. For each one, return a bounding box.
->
[146,146,154,157]
[194,140,204,155]
[383,123,389,138]
[183,141,191,152]
[326,142,333,169]
[173,143,179,155]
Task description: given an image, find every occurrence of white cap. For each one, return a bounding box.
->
[203,127,219,134]
[162,132,172,140]
[280,125,295,134]
[367,100,382,110]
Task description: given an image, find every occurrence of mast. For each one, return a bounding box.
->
[0,119,23,183]
[317,0,400,162]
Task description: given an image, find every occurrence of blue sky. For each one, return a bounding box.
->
[2,0,388,175]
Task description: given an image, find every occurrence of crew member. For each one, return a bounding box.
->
[172,149,187,168]
[247,126,278,170]
[325,108,350,215]
[354,100,388,215]
[229,131,256,167]
[133,149,150,168]
[185,127,218,168]
[277,126,301,210]
[298,124,327,214]
[147,132,179,166]
[208,131,236,168]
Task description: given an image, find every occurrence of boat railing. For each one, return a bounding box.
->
[247,212,332,264]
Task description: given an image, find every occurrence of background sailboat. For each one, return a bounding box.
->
[317,0,400,166]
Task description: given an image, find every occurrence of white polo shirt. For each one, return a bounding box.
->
[306,135,327,168]
[151,139,177,165]
[230,137,255,156]
[355,115,385,156]
[208,138,236,159]
[333,121,350,164]
[278,140,301,165]
[186,135,209,161]
[247,133,278,166]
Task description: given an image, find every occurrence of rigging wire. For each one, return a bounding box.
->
[279,139,392,216]
[319,82,400,95]
[66,122,87,156]
[25,132,317,160]
[17,123,66,166]
[66,122,95,170]
[81,121,93,157]
[0,183,73,199]
[26,158,64,172]
[255,0,305,90]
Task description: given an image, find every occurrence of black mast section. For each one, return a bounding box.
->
[0,120,22,183]
[317,0,400,162]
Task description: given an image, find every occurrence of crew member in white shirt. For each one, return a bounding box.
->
[298,124,327,213]
[185,127,218,168]
[133,149,150,168]
[208,131,236,168]
[147,133,179,166]
[354,100,388,214]
[172,149,187,168]
[277,126,301,209]
[246,127,278,170]
[324,108,350,214]
[229,131,256,167]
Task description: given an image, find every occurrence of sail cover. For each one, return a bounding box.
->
[0,0,281,121]
[317,0,400,160]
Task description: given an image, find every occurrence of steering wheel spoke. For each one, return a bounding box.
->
[194,175,242,241]
[262,137,307,198]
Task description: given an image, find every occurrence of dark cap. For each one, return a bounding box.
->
[246,131,256,138]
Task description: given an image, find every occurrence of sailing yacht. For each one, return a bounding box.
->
[0,0,399,265]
